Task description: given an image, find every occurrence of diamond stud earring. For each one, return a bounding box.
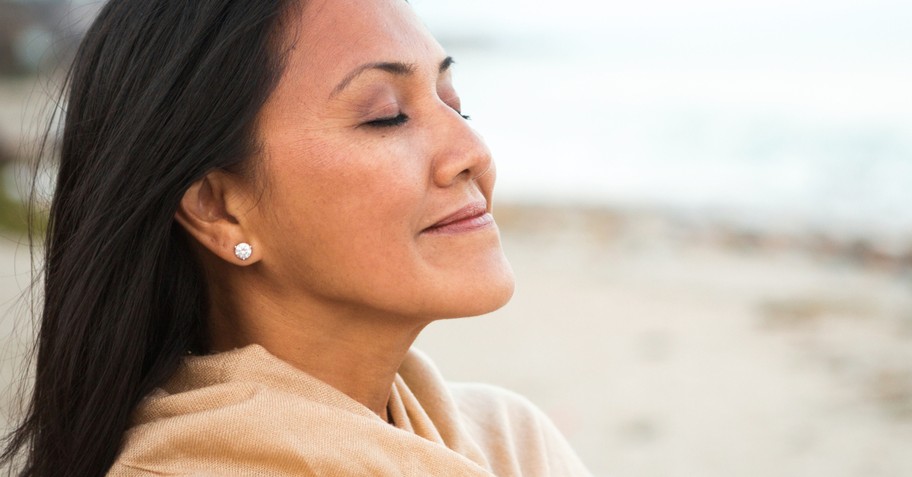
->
[234,242,252,261]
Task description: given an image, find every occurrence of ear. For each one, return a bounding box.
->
[175,170,261,265]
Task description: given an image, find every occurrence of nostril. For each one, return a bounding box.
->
[472,164,492,181]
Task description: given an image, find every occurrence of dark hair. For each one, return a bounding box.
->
[2,1,295,475]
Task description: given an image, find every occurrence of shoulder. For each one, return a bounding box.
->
[447,382,593,477]
[108,347,397,476]
[402,349,592,476]
[449,382,546,432]
[401,350,558,440]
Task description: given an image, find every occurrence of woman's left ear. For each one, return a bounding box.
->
[174,170,262,266]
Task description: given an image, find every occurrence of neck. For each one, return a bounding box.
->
[206,285,428,421]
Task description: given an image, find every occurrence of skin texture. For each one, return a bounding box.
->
[174,0,515,420]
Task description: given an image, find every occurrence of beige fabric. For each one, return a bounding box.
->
[108,345,592,476]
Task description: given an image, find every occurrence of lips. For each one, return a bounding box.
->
[423,201,494,235]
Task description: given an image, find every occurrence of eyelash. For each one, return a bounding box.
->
[364,111,472,129]
[365,113,410,128]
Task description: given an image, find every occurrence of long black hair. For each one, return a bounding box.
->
[2,1,295,475]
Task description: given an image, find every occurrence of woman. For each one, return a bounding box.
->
[2,0,592,475]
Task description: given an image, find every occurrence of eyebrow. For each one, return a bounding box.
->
[330,56,455,98]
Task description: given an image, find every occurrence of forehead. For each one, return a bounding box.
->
[279,0,445,96]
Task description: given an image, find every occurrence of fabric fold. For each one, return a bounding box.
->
[108,345,592,477]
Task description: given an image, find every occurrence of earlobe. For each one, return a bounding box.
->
[174,173,261,265]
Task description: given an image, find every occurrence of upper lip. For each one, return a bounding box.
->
[424,201,488,231]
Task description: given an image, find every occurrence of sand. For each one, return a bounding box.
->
[2,208,911,476]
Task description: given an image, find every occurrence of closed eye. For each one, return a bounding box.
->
[364,113,409,128]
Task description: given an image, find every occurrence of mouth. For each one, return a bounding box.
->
[422,201,494,235]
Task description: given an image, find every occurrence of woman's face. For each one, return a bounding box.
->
[244,0,514,321]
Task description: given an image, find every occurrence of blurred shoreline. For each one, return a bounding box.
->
[494,202,912,273]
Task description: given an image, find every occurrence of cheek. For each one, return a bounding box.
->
[286,141,426,218]
[260,138,430,267]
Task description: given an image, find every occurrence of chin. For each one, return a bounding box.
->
[437,257,516,319]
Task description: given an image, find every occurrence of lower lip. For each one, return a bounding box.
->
[423,213,495,235]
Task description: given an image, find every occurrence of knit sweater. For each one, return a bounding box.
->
[108,345,592,476]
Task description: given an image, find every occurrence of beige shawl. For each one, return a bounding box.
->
[108,345,591,476]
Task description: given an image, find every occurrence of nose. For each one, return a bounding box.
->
[431,106,493,188]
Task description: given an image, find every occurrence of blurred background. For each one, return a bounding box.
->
[2,0,911,475]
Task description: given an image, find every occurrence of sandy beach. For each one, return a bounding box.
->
[2,206,911,476]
